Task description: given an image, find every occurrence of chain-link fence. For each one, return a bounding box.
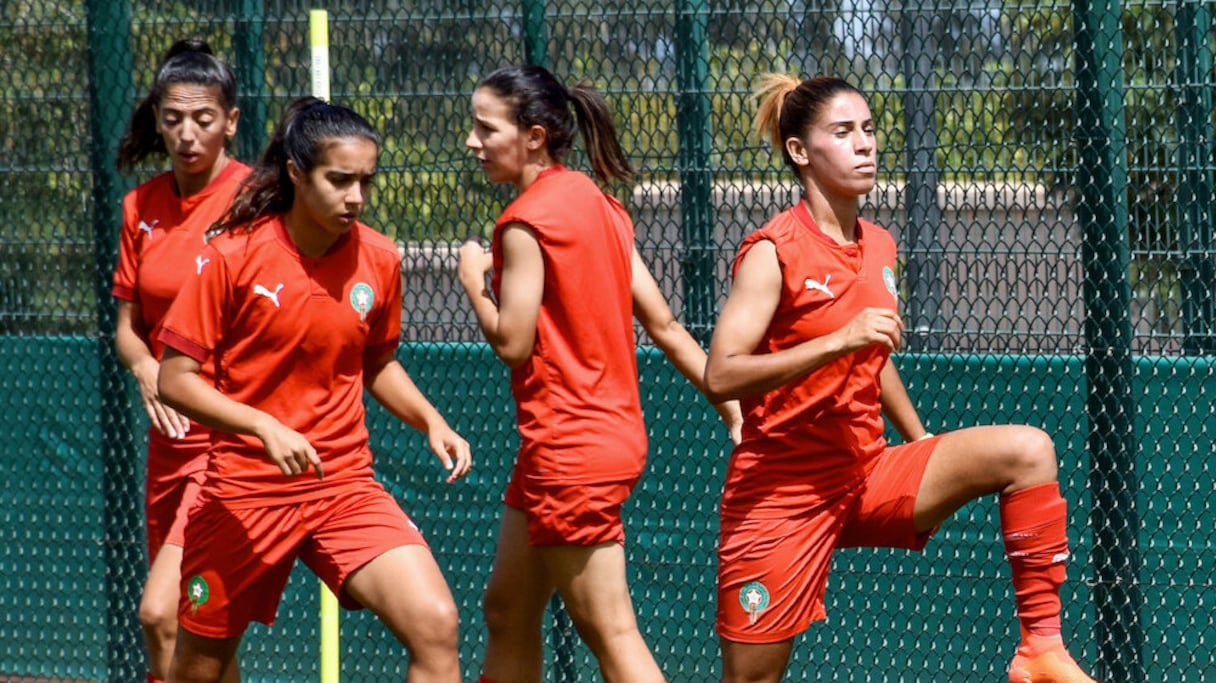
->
[1,1,1213,681]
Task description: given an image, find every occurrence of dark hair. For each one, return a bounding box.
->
[116,39,238,172]
[208,97,379,237]
[753,74,864,174]
[477,64,634,183]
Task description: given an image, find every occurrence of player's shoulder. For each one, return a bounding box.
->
[858,216,896,251]
[353,222,399,258]
[123,171,176,211]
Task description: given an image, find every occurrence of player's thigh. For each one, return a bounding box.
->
[540,541,639,638]
[344,545,459,649]
[720,637,794,683]
[915,425,1057,530]
[142,542,184,621]
[483,506,553,627]
[169,629,242,683]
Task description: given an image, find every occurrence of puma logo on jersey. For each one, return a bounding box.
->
[804,275,835,298]
[195,256,210,274]
[253,283,284,308]
[138,219,159,236]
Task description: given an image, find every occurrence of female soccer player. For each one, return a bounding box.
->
[157,97,472,683]
[703,73,1096,683]
[457,64,740,683]
[112,38,249,683]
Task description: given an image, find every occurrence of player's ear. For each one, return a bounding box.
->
[286,159,302,186]
[786,137,810,167]
[526,124,548,152]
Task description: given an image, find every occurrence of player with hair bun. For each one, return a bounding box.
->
[703,73,1096,683]
[112,37,249,683]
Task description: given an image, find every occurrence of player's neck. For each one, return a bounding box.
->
[802,190,859,244]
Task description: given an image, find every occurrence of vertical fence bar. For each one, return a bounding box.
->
[521,6,576,679]
[675,0,715,344]
[233,0,267,162]
[522,0,548,68]
[1072,1,1143,680]
[898,9,943,352]
[1175,0,1215,355]
[84,2,140,681]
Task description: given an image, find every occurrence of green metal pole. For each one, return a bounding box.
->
[84,2,141,681]
[522,0,548,68]
[675,0,715,345]
[1072,0,1143,680]
[233,0,267,162]
[898,8,943,352]
[1175,0,1215,354]
[521,7,575,680]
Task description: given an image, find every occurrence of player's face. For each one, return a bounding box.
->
[801,92,877,199]
[156,83,238,186]
[466,87,530,187]
[290,137,378,240]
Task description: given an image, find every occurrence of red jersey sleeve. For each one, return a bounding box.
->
[112,192,142,302]
[364,255,403,363]
[158,244,230,364]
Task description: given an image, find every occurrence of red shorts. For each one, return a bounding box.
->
[716,436,940,643]
[145,439,209,559]
[177,478,427,639]
[503,466,642,546]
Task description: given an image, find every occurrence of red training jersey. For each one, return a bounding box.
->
[112,160,251,453]
[720,201,900,519]
[158,216,403,507]
[490,166,647,482]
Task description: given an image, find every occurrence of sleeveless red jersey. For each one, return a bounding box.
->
[721,201,900,519]
[490,166,647,483]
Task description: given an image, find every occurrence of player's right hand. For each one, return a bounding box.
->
[134,357,192,439]
[256,417,323,479]
[837,308,904,353]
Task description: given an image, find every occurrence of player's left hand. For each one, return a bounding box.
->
[427,421,473,483]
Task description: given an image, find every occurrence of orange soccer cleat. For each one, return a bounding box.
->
[1008,634,1098,683]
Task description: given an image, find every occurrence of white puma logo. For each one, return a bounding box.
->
[253,283,284,308]
[804,274,835,298]
[195,256,210,274]
[138,219,159,235]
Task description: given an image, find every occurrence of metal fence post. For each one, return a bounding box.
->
[522,0,548,68]
[233,0,267,161]
[84,1,141,681]
[520,6,578,681]
[1072,1,1143,680]
[675,0,715,345]
[1175,0,1215,355]
[898,8,943,352]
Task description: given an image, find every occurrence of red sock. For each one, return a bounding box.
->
[476,677,506,683]
[147,674,165,683]
[1000,482,1069,641]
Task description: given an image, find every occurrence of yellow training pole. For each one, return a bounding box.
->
[310,12,339,683]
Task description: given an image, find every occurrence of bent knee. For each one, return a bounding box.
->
[139,595,179,632]
[414,598,460,649]
[1004,426,1058,481]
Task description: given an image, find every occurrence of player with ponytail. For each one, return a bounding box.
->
[458,64,740,683]
[703,74,1096,683]
[112,38,249,683]
[157,97,471,683]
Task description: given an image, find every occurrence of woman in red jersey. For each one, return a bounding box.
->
[703,74,1096,683]
[157,97,472,683]
[457,64,740,683]
[112,38,250,683]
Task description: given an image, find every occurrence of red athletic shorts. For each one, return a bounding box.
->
[503,465,643,546]
[716,436,941,643]
[144,439,209,559]
[177,478,427,639]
